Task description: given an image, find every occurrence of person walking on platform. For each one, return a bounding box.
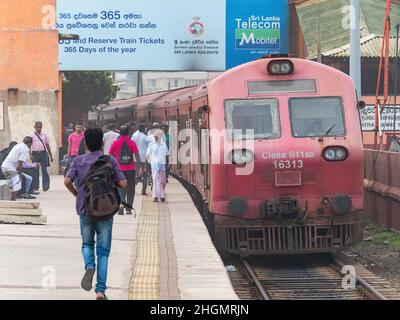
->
[131,123,150,195]
[146,130,169,202]
[64,127,127,300]
[147,122,160,143]
[1,137,36,200]
[103,123,119,155]
[66,122,84,161]
[161,124,171,183]
[109,125,142,215]
[30,121,53,192]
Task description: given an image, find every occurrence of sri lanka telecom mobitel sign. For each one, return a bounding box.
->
[57,0,289,71]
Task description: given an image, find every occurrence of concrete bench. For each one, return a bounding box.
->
[0,179,10,200]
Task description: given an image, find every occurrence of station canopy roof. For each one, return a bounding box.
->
[295,0,400,59]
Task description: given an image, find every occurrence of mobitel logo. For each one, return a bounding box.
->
[235,16,281,50]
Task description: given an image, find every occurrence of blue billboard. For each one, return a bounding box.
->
[57,0,289,71]
[226,0,289,68]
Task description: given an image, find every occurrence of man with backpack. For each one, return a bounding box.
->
[109,125,142,215]
[64,127,127,300]
[131,123,150,195]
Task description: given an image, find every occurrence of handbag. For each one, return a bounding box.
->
[33,131,51,167]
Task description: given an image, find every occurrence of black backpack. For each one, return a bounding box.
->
[119,141,133,165]
[84,155,120,221]
[0,142,17,179]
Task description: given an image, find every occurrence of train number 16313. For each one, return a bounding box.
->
[273,160,304,169]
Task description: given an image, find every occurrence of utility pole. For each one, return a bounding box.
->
[350,0,361,97]
[136,71,143,97]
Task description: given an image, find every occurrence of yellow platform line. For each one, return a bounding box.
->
[129,197,160,300]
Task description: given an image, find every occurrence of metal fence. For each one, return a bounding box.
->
[364,149,400,232]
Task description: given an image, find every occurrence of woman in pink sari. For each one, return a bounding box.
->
[146,130,169,202]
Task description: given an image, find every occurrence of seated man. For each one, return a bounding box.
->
[17,162,40,198]
[1,137,36,200]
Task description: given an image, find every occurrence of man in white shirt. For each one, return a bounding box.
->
[147,122,160,143]
[132,123,150,195]
[146,130,169,202]
[1,137,35,200]
[103,123,120,155]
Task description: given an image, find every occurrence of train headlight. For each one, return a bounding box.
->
[230,149,254,165]
[267,60,294,75]
[323,147,348,162]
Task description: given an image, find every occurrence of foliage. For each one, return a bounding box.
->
[62,71,117,114]
[358,218,400,250]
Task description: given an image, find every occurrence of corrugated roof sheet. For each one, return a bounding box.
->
[296,0,400,59]
[322,33,400,57]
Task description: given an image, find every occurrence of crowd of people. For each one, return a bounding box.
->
[0,121,53,201]
[61,120,171,207]
[63,120,170,300]
[0,119,171,300]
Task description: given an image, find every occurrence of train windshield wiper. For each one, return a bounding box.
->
[323,124,336,137]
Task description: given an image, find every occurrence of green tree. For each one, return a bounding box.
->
[62,71,117,116]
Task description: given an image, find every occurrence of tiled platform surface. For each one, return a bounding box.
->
[129,179,238,300]
[0,175,238,300]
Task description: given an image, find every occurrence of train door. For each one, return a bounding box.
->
[168,111,178,175]
[177,108,182,176]
[179,111,190,180]
[199,108,210,196]
[188,107,195,184]
[188,118,194,184]
[193,110,202,189]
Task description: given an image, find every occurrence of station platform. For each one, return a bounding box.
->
[0,175,238,300]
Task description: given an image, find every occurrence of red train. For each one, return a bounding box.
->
[110,57,364,255]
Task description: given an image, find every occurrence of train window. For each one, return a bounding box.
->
[248,80,317,95]
[224,99,280,139]
[289,97,345,138]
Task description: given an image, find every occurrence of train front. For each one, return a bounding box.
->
[207,58,364,255]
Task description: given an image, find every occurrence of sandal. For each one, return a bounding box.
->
[96,293,108,300]
[81,268,95,291]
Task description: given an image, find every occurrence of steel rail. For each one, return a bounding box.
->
[242,260,271,300]
[333,258,388,300]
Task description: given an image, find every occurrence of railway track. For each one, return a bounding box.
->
[228,254,400,300]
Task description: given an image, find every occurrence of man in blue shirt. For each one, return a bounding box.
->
[64,127,127,300]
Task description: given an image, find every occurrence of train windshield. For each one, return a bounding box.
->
[289,97,345,137]
[225,99,280,139]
